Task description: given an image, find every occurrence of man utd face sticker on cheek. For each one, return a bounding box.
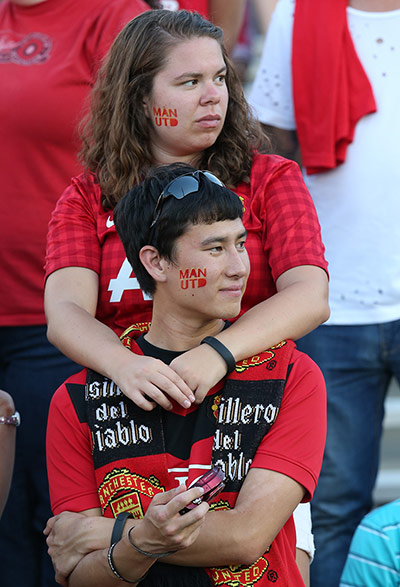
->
[153,106,178,127]
[180,268,207,290]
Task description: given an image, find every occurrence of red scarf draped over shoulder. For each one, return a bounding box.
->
[292,0,376,174]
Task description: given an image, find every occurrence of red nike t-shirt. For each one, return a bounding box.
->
[0,0,149,326]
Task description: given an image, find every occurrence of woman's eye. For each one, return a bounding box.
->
[237,241,246,250]
[184,79,197,87]
[216,74,226,84]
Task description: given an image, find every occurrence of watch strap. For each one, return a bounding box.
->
[200,336,236,374]
[111,511,134,546]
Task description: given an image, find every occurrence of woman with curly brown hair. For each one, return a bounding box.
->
[44,9,329,413]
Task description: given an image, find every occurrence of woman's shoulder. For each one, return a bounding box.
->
[51,171,105,222]
[250,151,301,178]
[236,152,304,201]
[70,170,99,189]
[63,171,102,203]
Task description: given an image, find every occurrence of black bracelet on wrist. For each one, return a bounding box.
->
[127,526,176,559]
[111,511,134,546]
[107,542,150,584]
[200,336,236,374]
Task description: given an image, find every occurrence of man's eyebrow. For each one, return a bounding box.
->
[200,229,247,247]
[173,65,227,82]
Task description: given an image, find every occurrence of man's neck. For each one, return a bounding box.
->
[144,306,226,352]
[349,0,400,11]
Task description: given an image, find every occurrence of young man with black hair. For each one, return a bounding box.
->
[45,163,326,586]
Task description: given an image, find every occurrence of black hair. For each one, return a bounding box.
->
[114,163,243,296]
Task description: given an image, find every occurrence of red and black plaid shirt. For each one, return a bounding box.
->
[45,153,327,336]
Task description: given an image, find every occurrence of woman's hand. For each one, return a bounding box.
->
[44,510,110,586]
[111,352,196,411]
[170,343,228,404]
[134,484,209,554]
[45,268,196,411]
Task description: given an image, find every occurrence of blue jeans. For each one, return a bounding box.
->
[297,321,400,587]
[0,325,80,587]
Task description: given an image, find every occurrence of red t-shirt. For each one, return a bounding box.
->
[161,0,208,18]
[47,343,326,586]
[45,153,328,336]
[0,0,149,326]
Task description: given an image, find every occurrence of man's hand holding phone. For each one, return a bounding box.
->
[134,483,210,555]
[134,467,226,555]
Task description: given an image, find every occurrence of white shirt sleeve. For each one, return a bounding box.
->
[293,502,315,561]
[248,0,297,130]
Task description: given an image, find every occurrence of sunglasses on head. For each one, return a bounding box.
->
[149,170,225,229]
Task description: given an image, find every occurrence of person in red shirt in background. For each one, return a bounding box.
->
[161,0,247,53]
[0,1,155,585]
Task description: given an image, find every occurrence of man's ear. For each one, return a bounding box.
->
[139,246,168,283]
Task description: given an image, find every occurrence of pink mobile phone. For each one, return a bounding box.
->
[179,465,226,515]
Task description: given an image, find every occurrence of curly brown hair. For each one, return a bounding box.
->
[80,9,266,209]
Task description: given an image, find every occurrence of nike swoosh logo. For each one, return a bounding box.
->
[106,216,114,228]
